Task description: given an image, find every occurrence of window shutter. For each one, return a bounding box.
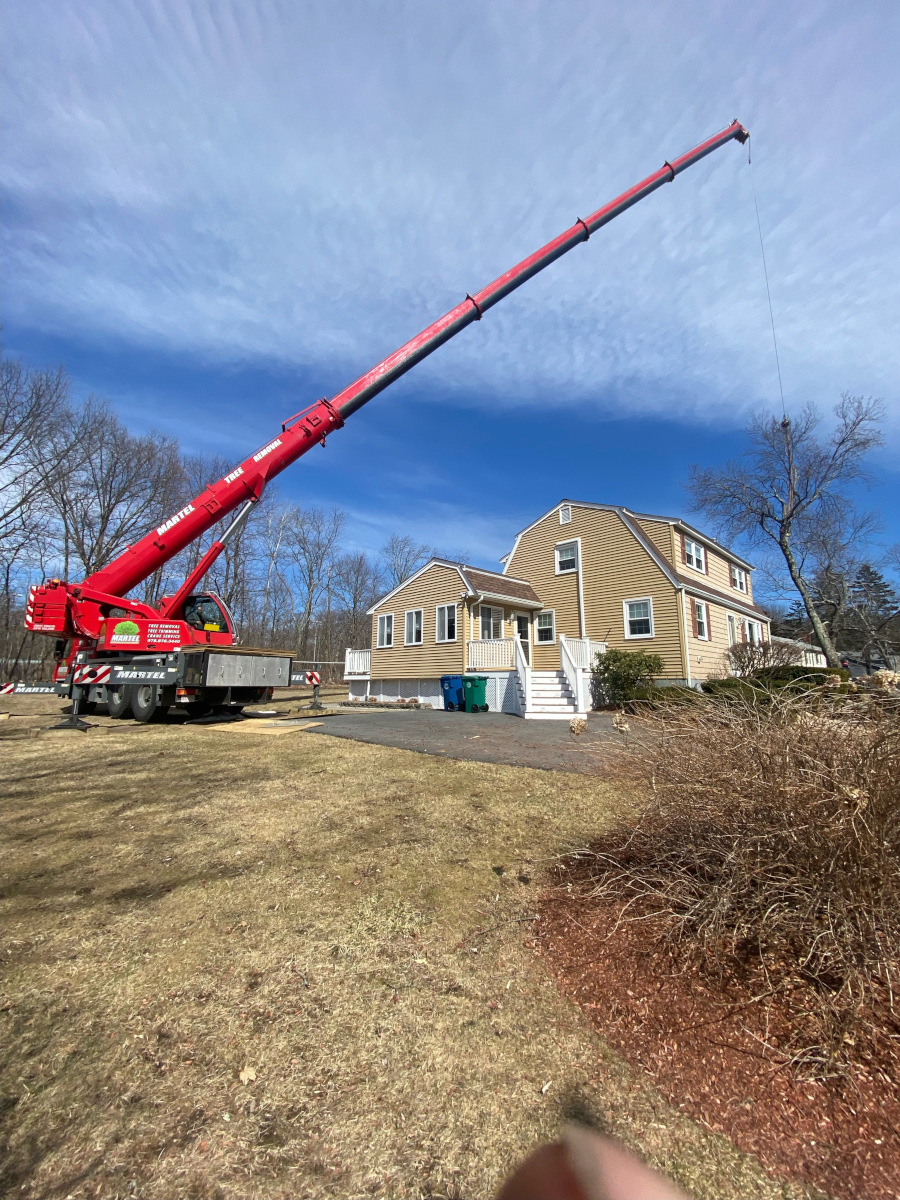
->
[681,534,687,565]
[690,598,699,638]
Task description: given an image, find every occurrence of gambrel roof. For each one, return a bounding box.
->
[501,501,769,622]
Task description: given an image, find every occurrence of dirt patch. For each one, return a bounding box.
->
[536,893,899,1200]
[1,718,806,1199]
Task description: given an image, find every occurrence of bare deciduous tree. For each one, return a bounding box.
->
[333,551,383,649]
[688,395,884,667]
[0,356,74,569]
[45,399,186,578]
[284,506,346,656]
[379,533,434,589]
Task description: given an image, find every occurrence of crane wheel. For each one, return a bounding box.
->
[106,685,132,719]
[132,684,169,723]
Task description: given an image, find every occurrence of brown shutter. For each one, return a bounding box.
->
[680,533,687,564]
[690,598,699,638]
[703,546,709,574]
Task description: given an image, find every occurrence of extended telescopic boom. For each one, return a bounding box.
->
[85,120,748,601]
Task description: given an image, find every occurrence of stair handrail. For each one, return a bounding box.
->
[514,634,531,715]
[559,634,585,714]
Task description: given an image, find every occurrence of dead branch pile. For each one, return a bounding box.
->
[571,693,900,1078]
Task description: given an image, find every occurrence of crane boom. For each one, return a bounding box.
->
[85,120,747,603]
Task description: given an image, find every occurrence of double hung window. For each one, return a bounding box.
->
[535,611,555,643]
[376,613,393,648]
[693,599,709,640]
[555,540,578,574]
[479,606,503,640]
[683,537,706,572]
[727,614,737,645]
[730,565,748,592]
[624,598,653,638]
[404,609,423,645]
[436,603,456,642]
[742,619,764,645]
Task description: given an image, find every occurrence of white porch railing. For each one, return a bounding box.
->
[514,634,531,715]
[344,648,371,678]
[467,638,516,670]
[562,636,607,669]
[559,636,586,714]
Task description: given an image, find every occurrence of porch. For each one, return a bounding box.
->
[343,636,606,719]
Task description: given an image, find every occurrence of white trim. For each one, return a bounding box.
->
[730,564,748,593]
[478,604,504,641]
[534,609,556,645]
[741,618,765,645]
[435,602,457,643]
[369,557,539,615]
[474,589,543,609]
[510,609,530,640]
[576,554,586,638]
[693,599,710,640]
[554,537,579,575]
[680,592,693,686]
[376,612,395,649]
[683,536,707,574]
[623,596,654,639]
[368,559,469,615]
[404,608,424,646]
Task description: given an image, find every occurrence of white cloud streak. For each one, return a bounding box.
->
[3,0,898,433]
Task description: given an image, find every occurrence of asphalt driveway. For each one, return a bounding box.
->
[305,707,623,773]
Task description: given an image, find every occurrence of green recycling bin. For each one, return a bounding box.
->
[463,675,489,712]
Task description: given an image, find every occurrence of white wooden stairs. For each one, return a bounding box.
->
[518,669,585,720]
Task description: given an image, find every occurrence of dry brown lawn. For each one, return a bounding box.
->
[1,697,810,1199]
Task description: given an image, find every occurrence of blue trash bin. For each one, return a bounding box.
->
[440,674,464,711]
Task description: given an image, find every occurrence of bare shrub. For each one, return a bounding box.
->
[725,637,803,677]
[572,692,900,1078]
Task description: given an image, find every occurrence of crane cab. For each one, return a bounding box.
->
[180,593,236,640]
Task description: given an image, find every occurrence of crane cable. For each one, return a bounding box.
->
[747,137,787,418]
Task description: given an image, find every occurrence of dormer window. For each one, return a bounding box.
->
[731,565,748,593]
[559,504,572,525]
[683,536,706,573]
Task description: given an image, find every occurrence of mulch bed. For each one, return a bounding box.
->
[533,893,900,1200]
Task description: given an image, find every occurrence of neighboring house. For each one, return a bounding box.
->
[344,500,770,717]
[771,636,828,668]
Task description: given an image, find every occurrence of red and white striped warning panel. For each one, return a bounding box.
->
[73,664,112,686]
[305,671,321,686]
[1,682,57,694]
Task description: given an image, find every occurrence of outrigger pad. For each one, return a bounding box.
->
[44,713,95,732]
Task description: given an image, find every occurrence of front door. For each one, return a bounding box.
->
[514,613,530,665]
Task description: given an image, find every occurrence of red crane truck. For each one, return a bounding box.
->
[12,121,749,727]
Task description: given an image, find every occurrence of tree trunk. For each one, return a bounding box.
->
[779,534,842,667]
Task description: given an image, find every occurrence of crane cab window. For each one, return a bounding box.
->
[183,594,230,633]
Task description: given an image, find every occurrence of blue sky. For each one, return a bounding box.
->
[3,0,898,585]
